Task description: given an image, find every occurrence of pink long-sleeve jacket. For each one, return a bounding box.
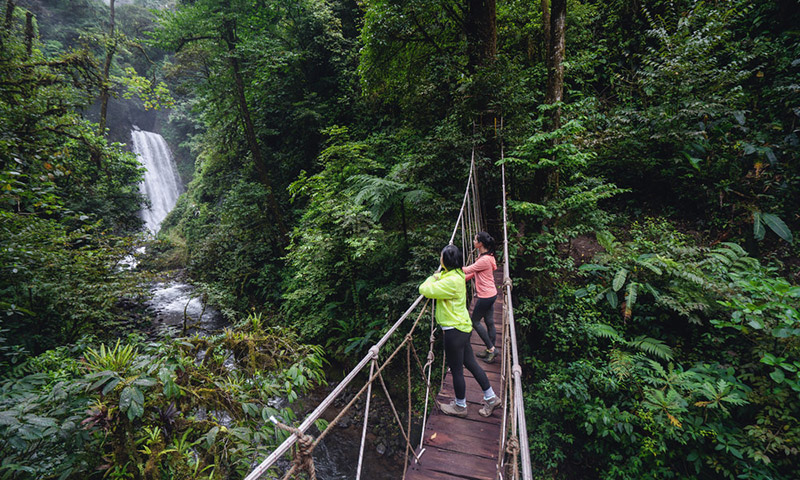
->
[462,254,498,298]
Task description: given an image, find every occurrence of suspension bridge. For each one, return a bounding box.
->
[244,147,531,479]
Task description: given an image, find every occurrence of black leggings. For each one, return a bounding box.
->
[472,295,497,350]
[443,328,490,400]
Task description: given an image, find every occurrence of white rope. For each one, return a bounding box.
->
[355,358,376,480]
[500,124,533,480]
[417,303,437,451]
[449,148,476,245]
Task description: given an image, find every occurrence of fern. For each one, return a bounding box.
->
[693,380,749,414]
[589,324,674,362]
[586,323,624,342]
[629,336,674,361]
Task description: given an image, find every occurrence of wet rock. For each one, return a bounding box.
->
[338,415,352,428]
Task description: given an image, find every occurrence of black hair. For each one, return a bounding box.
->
[440,244,463,270]
[475,231,496,255]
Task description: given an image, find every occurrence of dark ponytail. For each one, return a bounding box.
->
[476,231,496,255]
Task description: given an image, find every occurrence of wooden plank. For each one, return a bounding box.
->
[406,468,473,480]
[407,447,498,480]
[424,414,501,441]
[423,418,501,458]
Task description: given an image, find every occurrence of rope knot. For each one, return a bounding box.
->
[269,416,317,479]
[506,435,520,455]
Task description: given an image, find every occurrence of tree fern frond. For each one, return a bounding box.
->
[402,189,432,205]
[629,336,674,361]
[587,323,624,342]
[635,257,664,275]
[644,358,667,380]
[719,242,748,257]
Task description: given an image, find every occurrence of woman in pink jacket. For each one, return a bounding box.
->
[462,232,498,363]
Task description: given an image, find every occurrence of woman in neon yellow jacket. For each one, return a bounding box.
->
[419,244,500,418]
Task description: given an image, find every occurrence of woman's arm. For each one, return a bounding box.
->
[419,274,457,299]
[462,255,490,276]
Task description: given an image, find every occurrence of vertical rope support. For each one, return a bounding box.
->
[501,121,532,480]
[466,191,472,244]
[418,304,437,450]
[402,342,412,479]
[499,298,511,469]
[356,356,377,480]
[471,162,482,235]
[461,212,467,269]
[448,147,476,246]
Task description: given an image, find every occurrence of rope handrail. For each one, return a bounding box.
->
[500,129,533,480]
[244,149,480,480]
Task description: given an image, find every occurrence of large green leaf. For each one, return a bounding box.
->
[119,385,145,420]
[761,213,793,243]
[613,268,628,291]
[753,211,765,240]
[606,290,619,309]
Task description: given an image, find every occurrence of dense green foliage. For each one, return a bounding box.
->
[2,0,799,478]
[1,0,147,357]
[0,318,326,479]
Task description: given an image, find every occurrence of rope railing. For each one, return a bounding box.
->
[499,127,533,480]
[244,149,482,480]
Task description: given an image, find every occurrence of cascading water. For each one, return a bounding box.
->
[128,127,225,332]
[131,126,182,234]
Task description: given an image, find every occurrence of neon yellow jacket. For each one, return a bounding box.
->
[418,269,472,333]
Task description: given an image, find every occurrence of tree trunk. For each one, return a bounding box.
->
[4,0,15,32]
[534,0,566,201]
[98,0,115,137]
[465,0,497,72]
[221,18,287,238]
[545,0,565,129]
[541,0,551,68]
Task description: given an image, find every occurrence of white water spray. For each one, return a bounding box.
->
[131,127,182,234]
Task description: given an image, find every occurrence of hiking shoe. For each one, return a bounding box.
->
[476,348,492,358]
[479,395,501,417]
[438,400,468,418]
[482,349,496,364]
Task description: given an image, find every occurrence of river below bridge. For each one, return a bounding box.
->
[287,382,409,479]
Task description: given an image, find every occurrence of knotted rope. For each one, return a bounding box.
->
[505,435,521,480]
[269,417,317,480]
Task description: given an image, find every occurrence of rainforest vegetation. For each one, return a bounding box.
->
[1,0,799,478]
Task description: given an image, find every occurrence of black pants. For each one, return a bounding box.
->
[443,328,490,400]
[472,295,497,350]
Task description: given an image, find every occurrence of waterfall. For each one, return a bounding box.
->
[131,127,183,234]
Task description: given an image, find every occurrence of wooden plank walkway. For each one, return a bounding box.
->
[406,270,505,480]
